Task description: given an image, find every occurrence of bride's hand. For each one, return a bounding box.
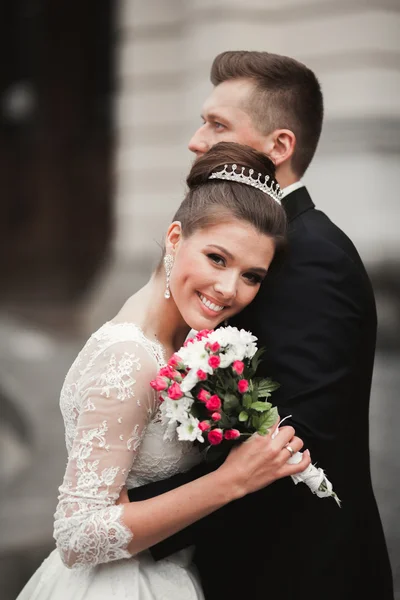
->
[116,486,129,505]
[218,420,311,499]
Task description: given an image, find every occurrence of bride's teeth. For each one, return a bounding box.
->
[199,294,224,312]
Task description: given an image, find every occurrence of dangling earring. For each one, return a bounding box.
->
[163,254,174,299]
[224,319,229,327]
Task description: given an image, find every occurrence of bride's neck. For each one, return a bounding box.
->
[115,273,190,356]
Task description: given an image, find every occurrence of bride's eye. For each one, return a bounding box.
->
[207,253,225,266]
[243,272,263,285]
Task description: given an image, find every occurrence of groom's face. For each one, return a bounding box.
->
[188,78,270,157]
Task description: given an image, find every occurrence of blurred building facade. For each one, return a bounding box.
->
[0,1,399,598]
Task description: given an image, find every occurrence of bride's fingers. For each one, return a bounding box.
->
[282,449,311,477]
[278,435,304,464]
[271,425,295,449]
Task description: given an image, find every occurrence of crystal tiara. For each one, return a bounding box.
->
[208,163,283,205]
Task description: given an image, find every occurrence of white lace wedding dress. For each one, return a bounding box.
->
[17,322,204,600]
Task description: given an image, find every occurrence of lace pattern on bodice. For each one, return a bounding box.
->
[54,322,201,569]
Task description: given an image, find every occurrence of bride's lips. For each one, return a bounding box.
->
[197,292,228,317]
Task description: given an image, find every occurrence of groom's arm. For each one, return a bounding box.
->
[127,459,224,558]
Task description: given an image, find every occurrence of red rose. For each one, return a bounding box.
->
[208,355,221,369]
[208,428,223,445]
[197,389,210,403]
[184,338,195,347]
[224,428,240,440]
[210,342,220,353]
[232,360,244,375]
[167,382,184,400]
[150,376,168,391]
[198,421,211,432]
[211,412,221,421]
[238,379,249,394]
[197,369,207,381]
[205,395,222,411]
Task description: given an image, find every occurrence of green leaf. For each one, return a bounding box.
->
[219,411,233,428]
[242,393,252,410]
[257,425,270,436]
[250,401,272,412]
[257,390,271,398]
[251,414,262,429]
[223,393,240,412]
[257,378,280,394]
[259,406,279,430]
[238,411,249,422]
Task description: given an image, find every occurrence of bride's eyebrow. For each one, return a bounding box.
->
[205,244,234,260]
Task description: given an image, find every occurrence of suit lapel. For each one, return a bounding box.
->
[282,186,315,222]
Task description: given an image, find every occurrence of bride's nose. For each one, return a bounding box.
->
[213,272,237,301]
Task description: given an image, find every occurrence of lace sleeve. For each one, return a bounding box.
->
[54,340,159,569]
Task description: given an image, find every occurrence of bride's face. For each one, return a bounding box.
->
[166,219,275,331]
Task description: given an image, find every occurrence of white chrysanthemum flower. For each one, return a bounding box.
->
[178,342,210,371]
[180,370,200,393]
[162,396,193,424]
[208,327,258,359]
[177,415,204,443]
[219,349,237,368]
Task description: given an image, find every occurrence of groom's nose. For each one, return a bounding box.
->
[188,128,210,155]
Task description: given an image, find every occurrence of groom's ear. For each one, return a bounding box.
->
[165,221,183,252]
[264,128,296,168]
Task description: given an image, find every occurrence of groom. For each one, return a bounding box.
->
[128,51,394,599]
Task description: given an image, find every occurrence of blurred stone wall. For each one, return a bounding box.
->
[85,0,400,333]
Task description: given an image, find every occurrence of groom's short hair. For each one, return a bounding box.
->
[211,51,324,177]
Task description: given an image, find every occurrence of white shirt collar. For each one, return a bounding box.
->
[280,180,305,199]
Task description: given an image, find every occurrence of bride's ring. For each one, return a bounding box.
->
[284,444,295,457]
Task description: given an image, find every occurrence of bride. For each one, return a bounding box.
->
[17,141,310,599]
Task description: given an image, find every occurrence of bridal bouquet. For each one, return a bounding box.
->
[151,326,340,505]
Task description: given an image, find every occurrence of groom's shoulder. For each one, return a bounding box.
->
[289,204,366,273]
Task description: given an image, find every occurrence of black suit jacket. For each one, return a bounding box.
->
[129,187,394,600]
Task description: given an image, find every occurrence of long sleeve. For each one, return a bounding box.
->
[54,340,159,568]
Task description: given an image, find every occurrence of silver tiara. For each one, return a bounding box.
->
[209,163,283,205]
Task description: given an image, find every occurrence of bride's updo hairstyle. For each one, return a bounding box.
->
[171,141,287,268]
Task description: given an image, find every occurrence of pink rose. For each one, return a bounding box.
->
[198,421,211,432]
[197,369,207,381]
[150,376,168,391]
[197,389,211,403]
[159,366,176,379]
[184,338,195,347]
[208,355,221,369]
[211,412,221,421]
[168,353,182,368]
[238,379,249,394]
[224,429,240,440]
[209,342,220,353]
[232,360,244,375]
[196,329,213,341]
[167,382,184,400]
[208,429,223,445]
[205,395,222,411]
